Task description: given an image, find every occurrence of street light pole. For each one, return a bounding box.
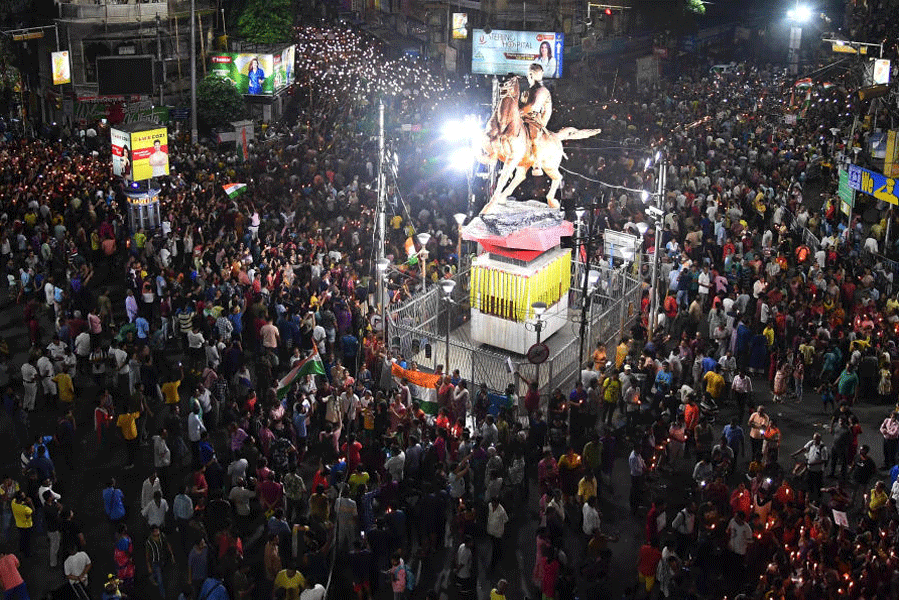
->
[454,213,466,272]
[417,232,431,293]
[532,301,547,387]
[376,258,390,343]
[440,279,457,374]
[648,156,666,340]
[189,0,198,144]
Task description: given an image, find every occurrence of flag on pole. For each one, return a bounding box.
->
[277,352,326,399]
[223,183,248,199]
[404,237,419,265]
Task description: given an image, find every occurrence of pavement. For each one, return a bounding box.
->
[1,282,895,600]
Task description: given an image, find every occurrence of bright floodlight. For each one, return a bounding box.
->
[641,190,650,203]
[375,258,390,273]
[450,148,473,171]
[532,301,548,317]
[453,213,467,226]
[444,116,482,144]
[439,279,456,298]
[636,222,650,236]
[417,232,431,247]
[443,120,464,141]
[788,4,812,22]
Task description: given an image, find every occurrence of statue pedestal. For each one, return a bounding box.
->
[463,200,573,354]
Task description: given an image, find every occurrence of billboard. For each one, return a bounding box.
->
[210,53,278,95]
[110,128,131,178]
[472,29,564,78]
[97,56,155,96]
[111,127,169,181]
[272,45,295,91]
[131,128,169,181]
[452,13,468,39]
[874,59,891,85]
[51,51,70,85]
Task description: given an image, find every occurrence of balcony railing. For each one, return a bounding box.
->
[59,2,168,23]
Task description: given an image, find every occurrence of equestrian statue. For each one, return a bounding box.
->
[479,63,601,214]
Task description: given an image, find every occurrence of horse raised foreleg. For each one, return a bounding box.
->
[499,165,528,204]
[543,165,563,210]
[482,159,518,214]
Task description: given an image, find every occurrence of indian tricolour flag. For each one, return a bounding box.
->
[277,352,326,399]
[223,183,248,199]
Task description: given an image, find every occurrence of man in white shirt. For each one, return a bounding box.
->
[20,360,38,411]
[141,490,169,528]
[487,498,508,572]
[141,472,163,510]
[582,495,601,536]
[385,446,405,482]
[228,478,256,518]
[629,445,646,515]
[36,350,56,400]
[725,511,752,589]
[64,547,92,598]
[187,406,206,466]
[300,582,326,600]
[73,331,91,374]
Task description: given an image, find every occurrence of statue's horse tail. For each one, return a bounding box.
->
[555,127,602,141]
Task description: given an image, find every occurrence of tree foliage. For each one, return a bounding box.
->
[196,74,247,132]
[686,0,706,14]
[237,0,293,44]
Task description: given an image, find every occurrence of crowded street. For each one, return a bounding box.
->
[1,1,899,600]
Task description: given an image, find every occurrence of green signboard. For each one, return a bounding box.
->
[838,168,855,210]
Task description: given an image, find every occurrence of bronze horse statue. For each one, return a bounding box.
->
[479,75,601,214]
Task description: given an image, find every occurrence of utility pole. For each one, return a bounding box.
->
[377,102,387,337]
[156,14,164,107]
[190,0,198,144]
[648,156,666,340]
[577,202,596,386]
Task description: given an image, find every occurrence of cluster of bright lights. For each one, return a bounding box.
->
[787,4,812,23]
[443,115,483,171]
[294,26,451,103]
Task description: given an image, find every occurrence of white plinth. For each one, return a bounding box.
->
[471,293,569,354]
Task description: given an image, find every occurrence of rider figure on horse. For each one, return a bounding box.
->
[520,64,552,175]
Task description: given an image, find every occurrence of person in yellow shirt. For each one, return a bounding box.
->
[273,565,305,600]
[577,472,598,505]
[762,323,775,348]
[615,337,629,369]
[490,579,508,600]
[703,365,725,401]
[52,369,75,404]
[116,410,140,469]
[591,342,607,372]
[161,377,181,406]
[867,480,888,520]
[10,490,33,556]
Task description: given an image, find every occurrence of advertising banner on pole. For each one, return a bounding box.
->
[130,128,169,181]
[51,51,70,85]
[472,29,564,78]
[847,163,899,205]
[110,128,131,179]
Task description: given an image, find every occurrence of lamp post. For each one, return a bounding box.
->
[440,279,457,373]
[417,232,431,293]
[376,257,390,343]
[647,155,666,340]
[581,270,600,386]
[453,213,467,272]
[532,301,547,387]
[786,3,811,76]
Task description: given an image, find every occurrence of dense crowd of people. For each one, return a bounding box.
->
[2,6,899,600]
